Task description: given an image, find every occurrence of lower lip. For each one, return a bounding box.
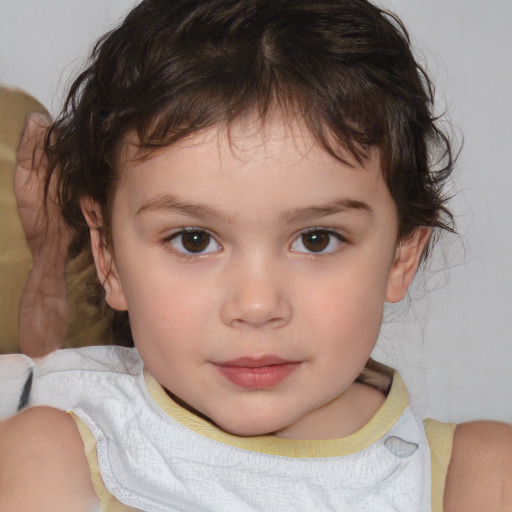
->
[214,363,300,388]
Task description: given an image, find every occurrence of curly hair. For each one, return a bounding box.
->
[45,0,455,346]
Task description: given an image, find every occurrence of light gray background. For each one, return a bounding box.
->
[1,0,511,424]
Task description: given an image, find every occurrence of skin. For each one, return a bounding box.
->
[0,407,99,511]
[2,117,511,510]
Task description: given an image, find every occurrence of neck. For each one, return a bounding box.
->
[274,382,386,440]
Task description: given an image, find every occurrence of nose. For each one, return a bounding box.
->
[220,257,292,329]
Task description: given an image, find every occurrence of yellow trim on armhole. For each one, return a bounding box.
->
[68,411,139,512]
[424,418,456,512]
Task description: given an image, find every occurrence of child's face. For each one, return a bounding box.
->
[89,117,424,438]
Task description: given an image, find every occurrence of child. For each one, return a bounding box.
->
[1,0,511,510]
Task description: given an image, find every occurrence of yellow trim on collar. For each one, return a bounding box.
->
[144,368,410,458]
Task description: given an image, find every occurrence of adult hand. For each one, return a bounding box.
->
[14,113,71,357]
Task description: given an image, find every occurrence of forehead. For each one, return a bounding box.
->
[113,116,392,223]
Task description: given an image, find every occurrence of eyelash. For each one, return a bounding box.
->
[161,227,347,258]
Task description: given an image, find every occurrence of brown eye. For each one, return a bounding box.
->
[182,231,210,252]
[301,231,330,252]
[291,229,344,254]
[170,229,221,254]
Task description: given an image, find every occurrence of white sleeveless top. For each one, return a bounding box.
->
[0,346,454,511]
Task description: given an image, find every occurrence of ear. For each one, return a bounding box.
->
[80,198,128,311]
[385,227,431,303]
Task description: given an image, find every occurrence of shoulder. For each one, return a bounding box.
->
[0,406,98,512]
[444,420,512,512]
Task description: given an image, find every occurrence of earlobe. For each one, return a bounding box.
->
[80,198,128,311]
[385,227,431,303]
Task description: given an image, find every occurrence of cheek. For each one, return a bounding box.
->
[120,266,217,348]
[302,264,388,351]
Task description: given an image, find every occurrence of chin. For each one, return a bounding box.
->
[214,416,282,437]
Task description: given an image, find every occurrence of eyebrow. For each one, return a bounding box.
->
[281,199,373,223]
[135,194,373,223]
[135,194,231,222]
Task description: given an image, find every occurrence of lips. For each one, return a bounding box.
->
[213,356,300,388]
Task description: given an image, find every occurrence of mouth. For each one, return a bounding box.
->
[212,356,301,389]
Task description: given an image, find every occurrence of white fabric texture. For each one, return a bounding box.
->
[0,346,432,511]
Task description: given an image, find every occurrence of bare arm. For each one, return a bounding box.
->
[0,407,99,512]
[444,421,512,512]
[14,113,72,357]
